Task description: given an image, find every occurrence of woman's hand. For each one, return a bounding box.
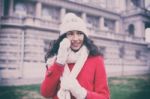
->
[56,38,71,65]
[61,76,87,99]
[69,78,87,99]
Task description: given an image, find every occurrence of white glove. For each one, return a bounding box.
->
[69,78,87,99]
[56,38,71,65]
[46,56,56,66]
[61,76,87,99]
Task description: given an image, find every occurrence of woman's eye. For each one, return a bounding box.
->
[67,32,73,36]
[77,32,83,35]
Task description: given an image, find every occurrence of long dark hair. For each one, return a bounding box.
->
[45,33,102,62]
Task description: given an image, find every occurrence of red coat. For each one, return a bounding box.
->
[40,56,110,99]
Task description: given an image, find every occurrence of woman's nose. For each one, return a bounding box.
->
[72,34,79,40]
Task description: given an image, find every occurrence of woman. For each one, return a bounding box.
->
[40,13,110,99]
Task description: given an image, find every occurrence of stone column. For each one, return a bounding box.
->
[100,17,105,31]
[115,20,120,33]
[135,21,145,38]
[81,12,86,22]
[60,8,66,21]
[9,0,14,16]
[140,0,145,8]
[120,0,126,11]
[115,0,120,12]
[36,2,42,18]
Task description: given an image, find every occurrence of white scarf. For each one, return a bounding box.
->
[57,45,89,99]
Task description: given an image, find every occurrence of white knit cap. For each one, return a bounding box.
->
[59,13,88,36]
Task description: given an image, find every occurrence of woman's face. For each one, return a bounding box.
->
[66,31,84,51]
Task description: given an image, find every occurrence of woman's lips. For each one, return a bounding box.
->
[72,43,80,47]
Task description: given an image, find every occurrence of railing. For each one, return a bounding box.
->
[65,0,120,13]
[0,16,145,44]
[122,8,143,14]
[1,16,23,26]
[90,29,145,44]
[0,16,60,30]
[121,8,150,17]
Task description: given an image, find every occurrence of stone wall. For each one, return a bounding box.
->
[92,37,149,76]
[0,0,150,85]
[0,27,22,78]
[22,28,59,78]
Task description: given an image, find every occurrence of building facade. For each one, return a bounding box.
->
[0,0,150,85]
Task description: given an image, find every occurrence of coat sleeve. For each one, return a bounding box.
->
[40,62,64,98]
[86,56,110,99]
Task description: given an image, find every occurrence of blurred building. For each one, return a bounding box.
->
[0,0,150,85]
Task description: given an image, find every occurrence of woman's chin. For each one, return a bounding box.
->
[71,47,80,52]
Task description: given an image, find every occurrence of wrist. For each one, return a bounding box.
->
[78,87,87,99]
[55,61,65,66]
[56,58,66,66]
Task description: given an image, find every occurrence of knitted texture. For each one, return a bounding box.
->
[57,45,89,99]
[59,13,88,36]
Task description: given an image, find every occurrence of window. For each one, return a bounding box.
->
[14,2,27,17]
[27,3,35,16]
[42,7,52,20]
[128,24,135,36]
[42,6,60,21]
[98,46,106,58]
[119,46,125,58]
[44,40,56,54]
[66,10,81,17]
[104,18,115,32]
[14,0,35,17]
[4,0,10,16]
[131,0,141,7]
[135,50,141,59]
[87,15,99,31]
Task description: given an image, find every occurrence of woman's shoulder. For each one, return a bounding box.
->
[88,55,104,61]
[85,55,104,68]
